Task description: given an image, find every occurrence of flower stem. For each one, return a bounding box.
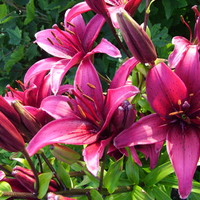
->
[105,16,131,58]
[99,145,109,191]
[21,148,39,196]
[40,152,67,190]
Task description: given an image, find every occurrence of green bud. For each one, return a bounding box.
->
[50,144,80,165]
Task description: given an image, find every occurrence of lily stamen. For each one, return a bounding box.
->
[87,83,96,89]
[77,105,86,118]
[169,110,184,116]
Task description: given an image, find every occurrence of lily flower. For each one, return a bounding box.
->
[114,62,200,199]
[66,0,142,28]
[26,58,139,175]
[26,10,121,94]
[168,5,200,70]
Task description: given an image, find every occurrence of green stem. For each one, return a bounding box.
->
[99,145,109,191]
[40,152,67,190]
[21,148,39,196]
[56,186,133,196]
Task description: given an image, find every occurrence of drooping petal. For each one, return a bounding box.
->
[26,118,99,156]
[168,36,190,69]
[146,63,188,118]
[74,59,104,113]
[83,137,112,176]
[102,85,139,131]
[83,14,106,52]
[64,2,91,23]
[86,38,121,59]
[40,95,80,120]
[114,114,168,149]
[174,45,200,94]
[166,124,200,199]
[50,53,83,94]
[109,57,139,89]
[35,29,76,59]
[24,58,61,87]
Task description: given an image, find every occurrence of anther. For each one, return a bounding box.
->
[87,83,96,89]
[178,100,182,106]
[66,21,75,27]
[47,38,54,45]
[169,111,184,116]
[83,94,95,102]
[65,28,75,35]
[76,84,83,93]
[67,101,74,111]
[77,105,86,118]
[51,31,56,38]
[55,37,63,45]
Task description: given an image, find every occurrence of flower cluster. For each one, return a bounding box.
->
[0,1,200,200]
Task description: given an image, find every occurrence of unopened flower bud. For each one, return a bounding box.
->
[12,166,59,193]
[117,9,157,64]
[12,100,42,137]
[50,144,80,165]
[0,112,25,152]
[112,100,136,130]
[85,0,108,17]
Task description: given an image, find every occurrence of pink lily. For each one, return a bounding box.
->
[66,0,142,28]
[26,10,121,94]
[114,62,200,199]
[26,58,139,175]
[169,5,200,70]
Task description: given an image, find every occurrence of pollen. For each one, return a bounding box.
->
[77,105,86,118]
[67,101,74,111]
[83,94,95,102]
[66,21,76,27]
[47,38,54,45]
[169,110,184,116]
[76,84,83,93]
[87,83,96,89]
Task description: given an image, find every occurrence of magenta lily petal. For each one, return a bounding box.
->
[35,29,76,59]
[50,53,83,94]
[146,63,188,118]
[40,95,80,120]
[83,14,106,51]
[64,2,91,22]
[110,57,139,89]
[86,38,121,59]
[174,45,200,94]
[74,59,104,113]
[103,85,139,131]
[114,114,168,148]
[83,137,112,175]
[26,118,99,156]
[168,36,190,69]
[24,57,61,87]
[166,125,200,199]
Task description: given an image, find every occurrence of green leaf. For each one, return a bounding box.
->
[104,157,123,193]
[132,185,153,200]
[0,4,13,24]
[11,158,30,169]
[144,161,174,187]
[151,185,171,200]
[105,192,132,200]
[4,45,24,73]
[6,26,22,45]
[0,181,12,200]
[37,172,53,199]
[57,162,73,189]
[125,148,139,185]
[24,0,35,25]
[90,189,103,200]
